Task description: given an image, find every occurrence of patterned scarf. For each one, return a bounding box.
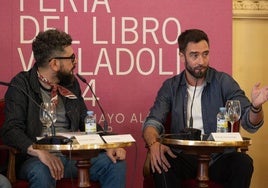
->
[37,71,77,105]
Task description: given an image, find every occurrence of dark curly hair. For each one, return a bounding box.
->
[32,29,72,67]
[177,29,209,53]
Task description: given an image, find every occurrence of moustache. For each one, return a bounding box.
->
[195,65,208,70]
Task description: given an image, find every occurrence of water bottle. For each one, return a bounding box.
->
[216,107,228,133]
[85,111,97,133]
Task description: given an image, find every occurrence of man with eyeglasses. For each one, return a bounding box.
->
[0,29,127,188]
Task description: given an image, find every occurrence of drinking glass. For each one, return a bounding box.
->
[39,102,57,136]
[225,100,241,132]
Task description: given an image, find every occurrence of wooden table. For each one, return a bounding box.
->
[33,137,133,187]
[162,135,251,188]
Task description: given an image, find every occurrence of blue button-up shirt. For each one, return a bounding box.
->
[143,67,263,135]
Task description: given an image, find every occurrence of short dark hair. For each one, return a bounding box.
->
[177,29,209,53]
[32,29,72,67]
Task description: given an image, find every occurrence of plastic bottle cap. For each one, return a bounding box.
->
[219,107,226,111]
[87,111,94,115]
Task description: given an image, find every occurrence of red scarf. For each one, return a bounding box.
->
[37,71,77,105]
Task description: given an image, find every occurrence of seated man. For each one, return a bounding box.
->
[0,174,11,188]
[0,29,126,188]
[142,29,268,188]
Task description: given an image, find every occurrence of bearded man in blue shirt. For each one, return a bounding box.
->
[142,29,268,188]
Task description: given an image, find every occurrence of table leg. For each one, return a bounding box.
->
[76,159,91,187]
[197,154,210,188]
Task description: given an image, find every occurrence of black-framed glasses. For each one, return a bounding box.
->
[49,53,76,64]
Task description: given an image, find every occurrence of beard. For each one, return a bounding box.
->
[57,68,75,86]
[185,61,208,79]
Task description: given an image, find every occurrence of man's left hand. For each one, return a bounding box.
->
[106,148,126,163]
[251,83,268,107]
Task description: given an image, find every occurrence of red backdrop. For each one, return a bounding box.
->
[0,0,232,187]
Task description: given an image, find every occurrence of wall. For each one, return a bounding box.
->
[233,0,268,187]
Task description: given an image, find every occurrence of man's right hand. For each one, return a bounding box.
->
[149,142,177,174]
[27,145,64,180]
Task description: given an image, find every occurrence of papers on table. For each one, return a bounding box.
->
[57,131,86,139]
[102,134,136,143]
[207,132,243,141]
[56,132,135,145]
[75,134,105,145]
[57,132,104,145]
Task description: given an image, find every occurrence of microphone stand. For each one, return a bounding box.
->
[183,78,201,140]
[189,79,198,129]
[76,74,109,134]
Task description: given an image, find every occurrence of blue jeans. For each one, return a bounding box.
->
[18,152,126,188]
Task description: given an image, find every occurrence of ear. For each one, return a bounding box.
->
[179,52,185,63]
[49,59,60,71]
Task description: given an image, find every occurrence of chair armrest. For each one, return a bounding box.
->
[239,146,248,153]
[143,150,151,177]
[0,145,19,184]
[7,147,19,184]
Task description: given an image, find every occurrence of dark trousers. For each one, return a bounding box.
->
[153,152,253,188]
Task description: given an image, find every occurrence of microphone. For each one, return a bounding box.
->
[76,73,109,134]
[189,79,198,128]
[0,81,71,144]
[182,78,201,140]
[189,70,203,128]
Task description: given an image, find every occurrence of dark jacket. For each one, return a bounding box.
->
[0,64,87,153]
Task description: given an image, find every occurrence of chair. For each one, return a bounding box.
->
[142,115,244,188]
[0,99,100,188]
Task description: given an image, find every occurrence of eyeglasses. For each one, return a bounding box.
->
[49,53,76,64]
